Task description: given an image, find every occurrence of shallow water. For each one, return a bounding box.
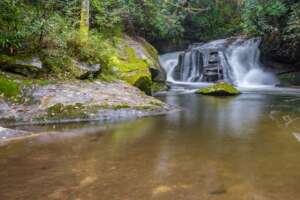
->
[1,92,300,200]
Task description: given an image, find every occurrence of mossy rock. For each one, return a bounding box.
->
[196,83,241,96]
[0,55,43,77]
[151,82,168,93]
[133,76,152,95]
[107,42,153,94]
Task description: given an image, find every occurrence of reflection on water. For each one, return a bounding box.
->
[0,93,300,200]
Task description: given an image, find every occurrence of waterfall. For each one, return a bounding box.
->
[160,38,279,88]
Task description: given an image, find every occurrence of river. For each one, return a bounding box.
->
[0,91,300,200]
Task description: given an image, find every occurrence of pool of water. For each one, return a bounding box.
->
[1,92,300,200]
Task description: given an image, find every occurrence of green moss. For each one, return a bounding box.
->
[133,76,152,95]
[109,46,148,72]
[149,100,163,106]
[43,103,134,121]
[45,103,89,120]
[197,82,241,96]
[0,75,20,98]
[139,38,159,68]
[112,104,130,109]
[106,44,153,94]
[141,39,159,60]
[21,79,52,86]
[151,82,168,93]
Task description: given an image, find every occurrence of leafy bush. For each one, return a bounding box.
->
[284,3,300,46]
[241,0,287,35]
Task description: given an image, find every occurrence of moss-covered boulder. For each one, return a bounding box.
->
[0,55,43,77]
[135,36,166,82]
[196,82,241,96]
[107,34,165,94]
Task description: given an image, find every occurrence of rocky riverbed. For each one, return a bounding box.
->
[0,81,175,140]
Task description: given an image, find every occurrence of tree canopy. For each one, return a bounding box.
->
[0,0,299,54]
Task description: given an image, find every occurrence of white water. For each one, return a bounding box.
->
[159,38,279,88]
[226,38,279,87]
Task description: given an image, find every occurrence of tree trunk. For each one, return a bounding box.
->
[80,0,90,44]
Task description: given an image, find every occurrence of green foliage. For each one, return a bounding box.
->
[284,2,300,46]
[0,0,30,52]
[90,0,122,32]
[1,0,300,76]
[241,0,287,35]
[184,0,242,41]
[66,30,115,64]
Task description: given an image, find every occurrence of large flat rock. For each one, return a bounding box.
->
[0,81,174,126]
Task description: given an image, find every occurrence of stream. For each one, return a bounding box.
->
[0,92,300,199]
[1,38,300,199]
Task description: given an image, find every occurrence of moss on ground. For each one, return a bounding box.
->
[197,82,241,96]
[0,74,20,98]
[45,103,89,120]
[38,101,160,122]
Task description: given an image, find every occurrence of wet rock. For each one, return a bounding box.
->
[0,55,43,77]
[196,82,241,96]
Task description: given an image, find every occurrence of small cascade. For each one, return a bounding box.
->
[160,37,279,88]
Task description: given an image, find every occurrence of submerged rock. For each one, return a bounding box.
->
[196,82,241,96]
[0,55,43,77]
[0,126,29,140]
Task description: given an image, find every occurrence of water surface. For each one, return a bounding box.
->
[1,92,300,200]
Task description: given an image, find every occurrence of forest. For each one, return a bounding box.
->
[1,0,299,70]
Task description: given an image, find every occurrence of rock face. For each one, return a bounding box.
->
[0,81,173,126]
[196,82,241,96]
[0,55,43,77]
[108,34,166,94]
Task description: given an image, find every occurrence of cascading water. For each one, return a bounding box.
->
[159,38,279,88]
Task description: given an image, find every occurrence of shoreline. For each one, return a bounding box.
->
[0,104,179,144]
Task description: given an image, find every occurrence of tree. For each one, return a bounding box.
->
[80,0,90,43]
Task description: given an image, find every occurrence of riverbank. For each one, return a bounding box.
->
[0,79,176,140]
[0,81,172,134]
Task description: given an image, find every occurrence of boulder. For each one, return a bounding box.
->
[0,55,43,77]
[135,37,166,82]
[196,82,241,96]
[74,61,101,79]
[108,34,165,94]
